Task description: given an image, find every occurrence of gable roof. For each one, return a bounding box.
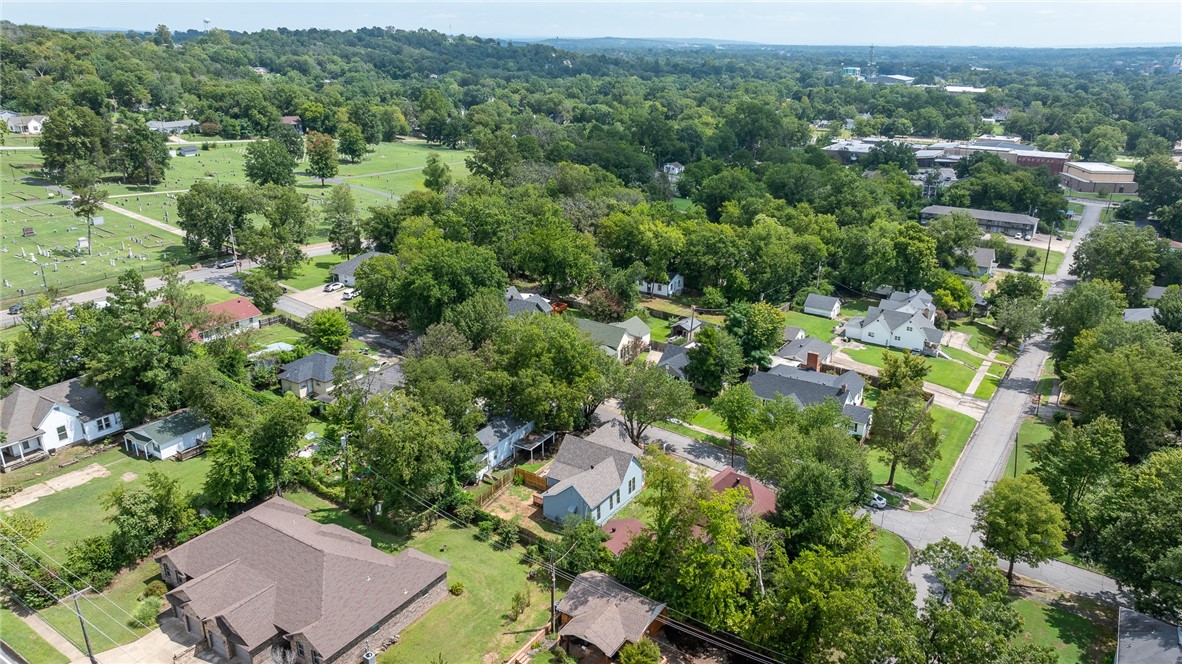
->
[974,247,996,269]
[206,297,262,323]
[8,115,47,128]
[556,572,665,657]
[803,293,841,312]
[0,384,54,441]
[545,420,639,507]
[616,316,649,340]
[1123,307,1156,323]
[1145,285,1167,302]
[671,317,706,333]
[332,251,387,280]
[748,367,863,409]
[921,205,1039,228]
[277,352,338,384]
[35,377,115,422]
[505,286,552,316]
[475,416,528,452]
[161,497,449,658]
[126,409,208,446]
[146,119,198,130]
[782,325,805,342]
[711,467,776,515]
[574,318,628,352]
[1116,607,1182,664]
[656,343,690,380]
[774,336,834,363]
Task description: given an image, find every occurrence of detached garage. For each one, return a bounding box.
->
[803,293,842,319]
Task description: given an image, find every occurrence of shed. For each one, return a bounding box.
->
[123,410,211,460]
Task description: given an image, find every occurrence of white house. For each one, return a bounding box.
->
[574,316,650,362]
[802,293,842,319]
[747,367,872,438]
[146,119,199,135]
[844,289,943,354]
[474,416,534,481]
[662,162,685,177]
[6,115,46,134]
[542,420,644,525]
[123,410,211,460]
[0,378,123,471]
[638,274,684,297]
[330,251,388,287]
[196,298,262,342]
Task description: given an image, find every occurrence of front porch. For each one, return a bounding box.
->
[0,440,49,472]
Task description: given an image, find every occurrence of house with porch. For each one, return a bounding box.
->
[0,378,123,471]
[556,571,667,661]
[843,289,943,354]
[196,298,262,342]
[747,366,873,438]
[146,119,199,135]
[6,115,46,134]
[157,497,449,664]
[474,416,534,481]
[123,410,211,460]
[954,247,997,278]
[542,420,644,525]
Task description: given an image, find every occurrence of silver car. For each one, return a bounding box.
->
[868,493,888,509]
[324,281,345,292]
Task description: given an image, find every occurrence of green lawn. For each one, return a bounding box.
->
[671,197,694,212]
[973,374,1001,401]
[949,321,1004,357]
[872,529,910,571]
[838,298,873,320]
[249,323,307,349]
[0,604,69,664]
[843,346,977,394]
[39,559,162,654]
[1009,597,1115,664]
[1065,190,1139,202]
[689,406,729,436]
[186,281,240,304]
[282,491,553,663]
[0,447,129,491]
[646,316,672,342]
[1006,244,1066,276]
[1005,417,1054,478]
[17,454,212,560]
[274,254,346,291]
[942,346,984,370]
[782,310,840,342]
[872,405,976,501]
[330,141,472,178]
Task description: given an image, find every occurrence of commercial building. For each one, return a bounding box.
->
[1059,162,1138,195]
[921,205,1039,238]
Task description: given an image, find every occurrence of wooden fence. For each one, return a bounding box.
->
[474,472,514,508]
[503,627,549,664]
[513,468,549,492]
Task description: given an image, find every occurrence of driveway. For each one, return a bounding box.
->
[285,285,350,312]
[592,403,747,474]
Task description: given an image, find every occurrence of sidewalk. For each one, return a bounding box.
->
[12,607,85,662]
[963,348,1001,396]
[100,201,184,237]
[829,349,988,421]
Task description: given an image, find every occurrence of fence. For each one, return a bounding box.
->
[513,468,549,492]
[503,627,549,664]
[0,262,178,309]
[474,472,514,508]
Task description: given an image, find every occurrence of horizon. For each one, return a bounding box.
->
[4,1,1180,50]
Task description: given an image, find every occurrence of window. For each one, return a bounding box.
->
[608,494,614,509]
[906,326,913,332]
[867,332,875,338]
[97,416,112,431]
[162,565,172,581]
[57,426,68,441]
[312,653,322,664]
[595,506,601,521]
[893,335,901,341]
[296,643,305,657]
[629,477,637,494]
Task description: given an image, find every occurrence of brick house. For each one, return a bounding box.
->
[157,498,449,664]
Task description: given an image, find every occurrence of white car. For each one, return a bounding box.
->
[324,281,345,292]
[868,493,888,510]
[342,289,359,301]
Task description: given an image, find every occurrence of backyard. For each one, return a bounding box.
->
[844,345,978,394]
[1007,244,1067,276]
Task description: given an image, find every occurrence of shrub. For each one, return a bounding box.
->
[455,503,477,524]
[495,517,521,547]
[508,588,532,621]
[132,599,160,627]
[64,535,119,590]
[700,286,728,310]
[143,580,168,599]
[618,638,661,664]
[448,581,465,596]
[512,472,524,486]
[477,519,496,542]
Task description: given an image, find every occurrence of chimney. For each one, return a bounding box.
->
[838,383,848,396]
[806,351,821,371]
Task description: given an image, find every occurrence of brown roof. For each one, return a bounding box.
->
[711,467,777,516]
[35,377,115,422]
[205,297,262,323]
[601,519,647,556]
[556,571,665,657]
[160,497,449,658]
[0,384,54,441]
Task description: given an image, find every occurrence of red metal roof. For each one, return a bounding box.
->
[205,297,262,323]
[600,518,647,556]
[711,467,777,516]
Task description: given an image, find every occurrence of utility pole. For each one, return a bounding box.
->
[549,542,577,634]
[1040,219,1055,279]
[67,587,97,664]
[228,224,240,273]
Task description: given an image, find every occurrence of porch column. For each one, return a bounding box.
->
[17,445,25,462]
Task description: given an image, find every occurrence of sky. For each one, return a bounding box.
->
[4,1,1181,48]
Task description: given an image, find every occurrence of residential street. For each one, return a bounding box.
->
[878,201,1129,605]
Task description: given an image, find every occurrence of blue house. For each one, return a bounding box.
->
[474,416,534,481]
[542,420,643,525]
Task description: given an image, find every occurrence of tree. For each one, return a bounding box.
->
[64,163,108,255]
[546,517,615,576]
[1080,125,1126,163]
[511,215,598,295]
[870,383,941,487]
[685,326,744,397]
[711,383,759,464]
[242,185,314,280]
[241,271,281,313]
[992,272,1046,303]
[244,139,297,186]
[926,211,981,272]
[305,132,339,184]
[103,470,191,562]
[1135,154,1182,212]
[337,122,367,163]
[891,222,938,291]
[307,309,351,353]
[724,301,787,368]
[1153,284,1182,333]
[325,184,362,257]
[1041,279,1126,361]
[992,296,1044,343]
[250,395,310,497]
[202,433,259,508]
[1086,449,1182,621]
[177,356,256,430]
[1070,224,1160,303]
[440,288,508,349]
[11,296,94,388]
[878,349,931,392]
[465,129,520,181]
[617,363,696,447]
[36,105,109,173]
[175,182,260,255]
[422,153,452,193]
[618,639,661,664]
[972,475,1067,583]
[1030,416,1124,529]
[270,123,305,161]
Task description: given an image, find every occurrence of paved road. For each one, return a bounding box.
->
[592,403,748,474]
[877,201,1127,605]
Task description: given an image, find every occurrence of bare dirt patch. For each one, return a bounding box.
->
[1,463,111,510]
[121,472,138,482]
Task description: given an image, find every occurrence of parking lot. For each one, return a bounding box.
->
[285,284,355,312]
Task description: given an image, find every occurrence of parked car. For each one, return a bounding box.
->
[7,302,24,315]
[1013,232,1023,239]
[342,289,359,301]
[1056,234,1064,241]
[324,281,345,292]
[1023,233,1032,241]
[868,493,888,510]
[214,258,236,269]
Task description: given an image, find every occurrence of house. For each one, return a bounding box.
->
[1123,307,1156,323]
[782,325,805,342]
[967,280,990,314]
[1060,162,1138,195]
[556,572,666,660]
[661,162,685,177]
[6,115,46,134]
[0,109,18,122]
[803,293,842,319]
[197,298,262,341]
[772,336,834,369]
[921,205,1039,239]
[574,316,650,361]
[1114,607,1181,664]
[0,378,123,471]
[711,467,776,516]
[747,366,873,438]
[177,145,199,157]
[1145,285,1168,302]
[638,273,684,297]
[281,115,304,133]
[542,419,644,525]
[670,316,707,341]
[474,416,534,481]
[601,519,647,556]
[330,251,387,287]
[822,139,875,165]
[656,342,691,380]
[506,286,552,316]
[866,74,915,85]
[146,119,199,135]
[123,409,211,460]
[278,352,339,400]
[954,247,997,278]
[844,289,943,354]
[157,497,449,664]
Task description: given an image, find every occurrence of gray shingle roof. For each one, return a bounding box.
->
[671,317,706,333]
[126,409,208,446]
[146,119,198,130]
[974,247,996,269]
[1115,607,1182,664]
[616,316,649,340]
[656,343,689,379]
[506,286,552,316]
[475,416,527,452]
[331,251,387,280]
[0,384,52,441]
[782,325,805,342]
[843,403,874,425]
[574,318,628,351]
[35,377,115,422]
[277,352,338,384]
[1145,286,1167,302]
[748,368,863,410]
[161,497,449,658]
[804,293,841,313]
[545,420,638,507]
[1123,307,1156,323]
[921,205,1039,228]
[556,572,666,657]
[774,337,835,363]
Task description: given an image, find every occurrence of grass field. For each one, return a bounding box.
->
[1007,244,1066,276]
[1010,596,1115,663]
[0,604,69,664]
[330,141,472,178]
[249,322,307,349]
[873,529,910,571]
[39,559,161,655]
[0,206,198,303]
[783,310,841,342]
[872,405,976,501]
[282,491,554,664]
[949,320,1005,357]
[646,316,672,342]
[974,374,1001,401]
[187,281,239,304]
[1005,416,1054,478]
[844,346,977,394]
[273,253,346,290]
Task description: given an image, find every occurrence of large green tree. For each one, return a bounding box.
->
[324,184,362,257]
[37,105,110,173]
[724,301,787,368]
[250,394,311,497]
[617,362,696,447]
[972,475,1067,584]
[1041,279,1126,361]
[242,185,314,279]
[244,139,298,186]
[869,383,941,487]
[685,326,745,397]
[1069,224,1160,304]
[175,182,260,254]
[305,131,339,184]
[1030,416,1124,529]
